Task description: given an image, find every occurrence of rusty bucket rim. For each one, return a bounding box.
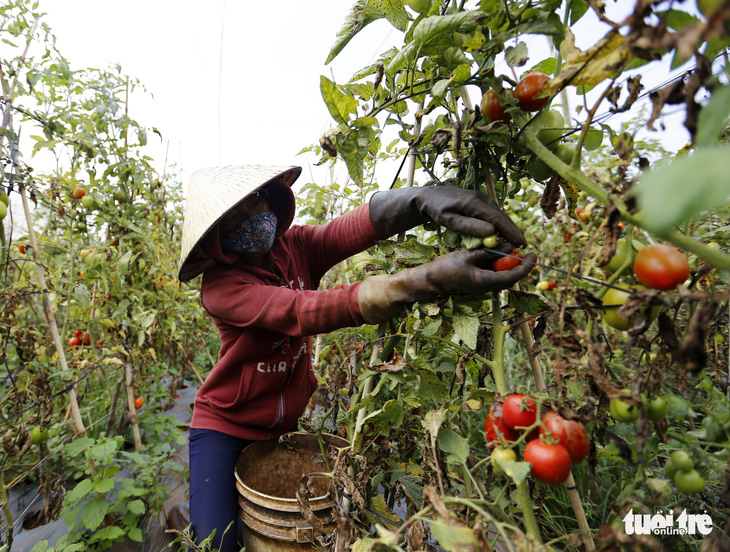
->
[234,432,350,506]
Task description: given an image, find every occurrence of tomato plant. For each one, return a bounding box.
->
[514,72,550,111]
[633,243,690,290]
[523,439,572,484]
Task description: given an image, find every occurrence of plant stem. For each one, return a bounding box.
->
[490,294,507,395]
[522,129,730,270]
[515,479,542,542]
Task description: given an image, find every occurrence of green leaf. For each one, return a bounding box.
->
[499,459,531,484]
[569,0,590,25]
[326,1,387,64]
[506,41,528,68]
[64,437,95,456]
[92,477,115,493]
[437,427,470,463]
[630,147,730,234]
[127,527,144,542]
[372,0,410,31]
[696,85,730,148]
[583,126,604,150]
[66,478,93,502]
[127,499,146,515]
[662,9,700,31]
[320,76,358,125]
[90,437,122,464]
[92,526,125,542]
[452,306,480,349]
[29,541,50,552]
[506,289,550,316]
[430,518,479,548]
[431,78,452,99]
[81,498,109,531]
[389,12,479,73]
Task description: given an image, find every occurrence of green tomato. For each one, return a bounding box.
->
[610,397,639,423]
[114,189,128,203]
[536,110,565,150]
[555,142,577,165]
[604,239,645,274]
[526,155,553,181]
[482,235,499,248]
[670,450,694,472]
[665,459,678,481]
[673,469,705,494]
[80,195,95,209]
[491,447,517,474]
[31,426,48,444]
[602,284,658,331]
[697,0,723,17]
[0,190,9,206]
[406,0,430,13]
[646,396,668,422]
[0,201,6,220]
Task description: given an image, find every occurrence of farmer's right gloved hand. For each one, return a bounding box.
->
[369,184,526,247]
[358,243,537,324]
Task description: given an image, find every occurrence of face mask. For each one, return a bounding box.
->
[220,210,278,255]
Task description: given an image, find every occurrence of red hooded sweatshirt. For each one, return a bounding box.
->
[193,203,382,440]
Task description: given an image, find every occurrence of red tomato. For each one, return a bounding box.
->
[480,89,510,122]
[502,394,538,430]
[633,244,690,290]
[82,332,91,346]
[72,186,86,200]
[134,397,143,409]
[524,439,572,484]
[18,244,26,254]
[485,401,519,447]
[540,412,590,464]
[514,72,550,112]
[74,330,82,337]
[68,336,81,347]
[493,250,523,272]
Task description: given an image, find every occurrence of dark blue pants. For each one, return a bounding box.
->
[188,428,252,552]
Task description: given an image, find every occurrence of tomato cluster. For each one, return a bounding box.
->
[610,391,667,423]
[665,451,706,494]
[68,329,91,347]
[479,72,551,123]
[486,395,590,486]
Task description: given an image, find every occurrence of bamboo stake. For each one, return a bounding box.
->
[17,181,97,477]
[124,363,143,451]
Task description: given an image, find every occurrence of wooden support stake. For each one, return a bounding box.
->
[124,363,143,451]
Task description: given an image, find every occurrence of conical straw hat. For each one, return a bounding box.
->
[177,165,301,282]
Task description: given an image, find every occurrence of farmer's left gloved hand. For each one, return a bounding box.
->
[369,185,525,247]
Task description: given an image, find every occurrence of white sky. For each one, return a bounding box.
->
[33,1,699,193]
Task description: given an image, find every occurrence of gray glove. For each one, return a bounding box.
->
[358,244,537,324]
[369,185,526,247]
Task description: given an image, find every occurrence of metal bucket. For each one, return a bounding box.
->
[234,432,349,551]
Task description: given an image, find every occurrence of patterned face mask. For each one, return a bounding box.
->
[220,210,278,255]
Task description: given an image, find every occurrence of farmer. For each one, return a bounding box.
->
[176,165,536,551]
